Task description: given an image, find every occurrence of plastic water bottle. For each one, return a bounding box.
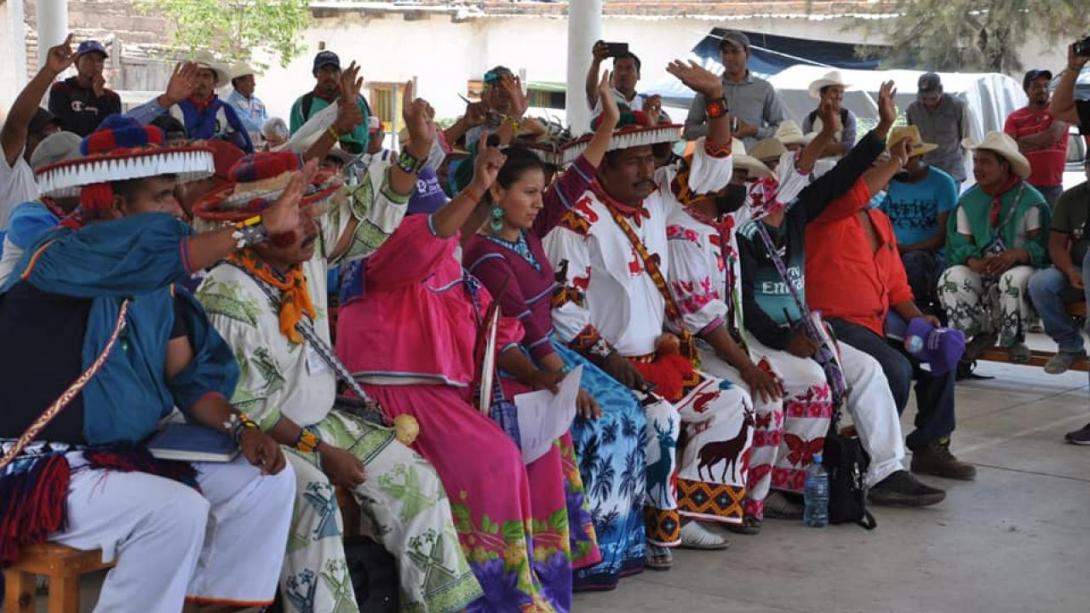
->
[803,453,829,528]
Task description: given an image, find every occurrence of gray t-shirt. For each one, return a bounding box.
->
[906,94,970,183]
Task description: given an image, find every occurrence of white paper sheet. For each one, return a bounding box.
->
[513,366,582,464]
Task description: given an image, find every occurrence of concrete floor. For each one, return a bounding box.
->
[575,351,1090,613]
[28,339,1090,613]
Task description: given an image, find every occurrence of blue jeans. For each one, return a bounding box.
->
[829,318,957,449]
[901,250,944,315]
[1027,266,1086,353]
[1036,184,1064,209]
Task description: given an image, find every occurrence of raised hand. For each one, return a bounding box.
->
[644,94,664,126]
[876,80,897,137]
[889,137,912,168]
[333,62,365,134]
[598,70,620,127]
[499,73,528,118]
[464,100,488,128]
[262,158,319,238]
[45,34,76,75]
[402,80,437,155]
[470,131,507,192]
[163,61,199,106]
[667,59,724,100]
[1069,42,1090,71]
[592,40,609,63]
[818,99,842,135]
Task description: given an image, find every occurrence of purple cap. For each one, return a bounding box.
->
[904,317,966,376]
[76,40,108,58]
[407,167,448,215]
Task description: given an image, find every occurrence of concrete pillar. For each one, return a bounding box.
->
[36,0,69,70]
[566,0,602,136]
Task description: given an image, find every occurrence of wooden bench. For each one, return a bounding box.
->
[4,543,114,613]
[978,302,1090,371]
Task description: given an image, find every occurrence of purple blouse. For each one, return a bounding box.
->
[464,155,597,361]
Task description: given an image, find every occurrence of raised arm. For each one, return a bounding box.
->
[124,62,199,126]
[585,41,608,110]
[1051,45,1088,125]
[3,35,75,166]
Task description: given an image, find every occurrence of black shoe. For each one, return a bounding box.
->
[911,441,977,481]
[868,470,946,507]
[1065,422,1090,445]
[963,331,998,363]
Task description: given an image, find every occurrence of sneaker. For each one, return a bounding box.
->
[645,544,673,570]
[911,441,977,481]
[1044,350,1087,375]
[1007,342,1032,364]
[762,491,804,519]
[1064,422,1090,445]
[963,331,998,362]
[868,470,946,507]
[679,521,729,550]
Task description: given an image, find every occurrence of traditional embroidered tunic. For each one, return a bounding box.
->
[464,155,645,590]
[543,139,755,543]
[200,169,482,613]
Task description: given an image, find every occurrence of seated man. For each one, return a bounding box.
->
[546,61,755,566]
[877,126,958,316]
[1028,158,1090,374]
[197,146,482,612]
[0,115,296,611]
[807,141,976,482]
[737,82,946,508]
[938,132,1050,364]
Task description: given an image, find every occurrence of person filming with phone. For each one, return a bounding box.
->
[585,40,671,124]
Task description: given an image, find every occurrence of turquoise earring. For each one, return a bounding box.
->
[489,204,504,233]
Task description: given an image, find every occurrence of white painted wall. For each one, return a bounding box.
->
[0,0,29,117]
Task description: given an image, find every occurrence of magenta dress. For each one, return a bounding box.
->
[336,214,591,613]
[463,156,648,591]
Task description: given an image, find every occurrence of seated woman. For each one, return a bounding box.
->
[463,75,647,591]
[938,132,1051,363]
[335,136,598,612]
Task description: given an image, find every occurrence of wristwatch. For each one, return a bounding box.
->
[705,96,729,119]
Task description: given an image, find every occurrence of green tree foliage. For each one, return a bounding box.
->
[136,0,310,68]
[860,1,1087,73]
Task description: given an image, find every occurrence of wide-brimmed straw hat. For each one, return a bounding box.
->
[888,126,938,159]
[749,137,787,165]
[773,120,807,147]
[193,151,343,223]
[527,107,680,167]
[963,131,1031,179]
[192,52,230,88]
[808,70,852,99]
[731,138,772,179]
[34,115,214,212]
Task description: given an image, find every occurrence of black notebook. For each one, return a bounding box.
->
[148,423,239,462]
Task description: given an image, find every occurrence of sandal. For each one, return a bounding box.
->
[679,521,730,550]
[645,544,673,570]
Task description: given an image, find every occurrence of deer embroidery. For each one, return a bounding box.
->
[645,419,676,505]
[697,410,755,483]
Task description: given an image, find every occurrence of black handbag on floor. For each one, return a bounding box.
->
[823,417,877,530]
[344,536,400,613]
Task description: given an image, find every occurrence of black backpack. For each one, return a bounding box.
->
[822,417,877,530]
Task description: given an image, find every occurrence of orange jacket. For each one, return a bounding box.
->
[804,178,914,336]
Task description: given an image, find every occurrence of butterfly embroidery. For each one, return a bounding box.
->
[783,434,825,466]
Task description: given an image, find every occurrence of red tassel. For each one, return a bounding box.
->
[0,454,71,565]
[80,183,115,219]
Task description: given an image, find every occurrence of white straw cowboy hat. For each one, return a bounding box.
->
[963,131,1031,179]
[731,138,772,179]
[774,120,808,147]
[228,62,258,82]
[749,137,787,165]
[808,70,852,99]
[192,52,230,88]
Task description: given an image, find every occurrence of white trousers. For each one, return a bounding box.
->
[838,342,906,486]
[52,453,296,612]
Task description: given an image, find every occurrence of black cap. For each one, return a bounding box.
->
[718,30,750,52]
[918,72,942,94]
[313,50,340,73]
[1022,69,1053,90]
[28,108,63,136]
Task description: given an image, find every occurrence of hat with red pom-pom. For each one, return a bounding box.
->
[192,150,343,223]
[35,115,214,226]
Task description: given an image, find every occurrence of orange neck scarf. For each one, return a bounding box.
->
[229,249,316,344]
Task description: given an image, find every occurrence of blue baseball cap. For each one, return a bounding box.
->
[76,40,108,59]
[313,50,340,73]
